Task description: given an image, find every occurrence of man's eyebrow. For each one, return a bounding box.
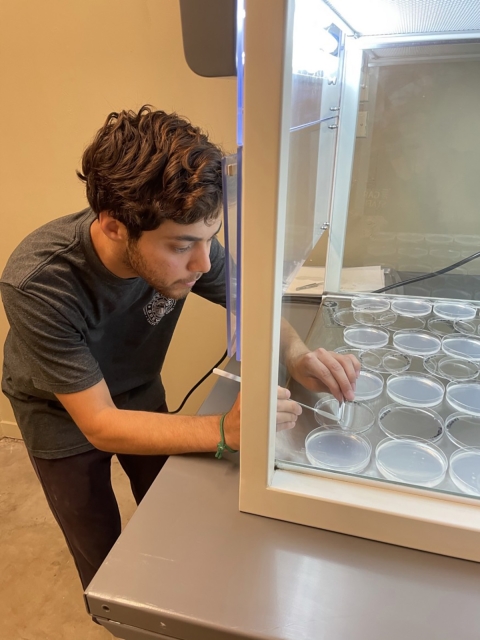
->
[168,222,222,242]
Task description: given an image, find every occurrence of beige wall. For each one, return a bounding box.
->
[0,0,236,437]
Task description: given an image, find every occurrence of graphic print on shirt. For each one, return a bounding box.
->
[143,293,177,326]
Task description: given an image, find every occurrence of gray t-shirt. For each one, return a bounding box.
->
[0,208,226,459]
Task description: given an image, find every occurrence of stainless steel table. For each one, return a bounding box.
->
[85,302,480,640]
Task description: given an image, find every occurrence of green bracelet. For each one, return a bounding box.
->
[215,412,238,459]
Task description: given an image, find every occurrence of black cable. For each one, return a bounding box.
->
[168,349,229,414]
[169,251,480,412]
[373,250,480,294]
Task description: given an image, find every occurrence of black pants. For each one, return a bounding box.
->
[28,429,168,589]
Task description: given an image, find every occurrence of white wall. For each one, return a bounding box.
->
[0,0,236,438]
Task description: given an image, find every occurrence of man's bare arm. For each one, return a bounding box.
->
[280,317,360,401]
[56,379,240,455]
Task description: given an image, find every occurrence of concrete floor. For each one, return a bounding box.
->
[0,437,137,639]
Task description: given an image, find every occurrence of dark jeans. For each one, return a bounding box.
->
[28,409,168,590]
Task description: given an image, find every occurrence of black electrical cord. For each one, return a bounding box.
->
[169,251,480,412]
[373,250,480,294]
[168,349,229,414]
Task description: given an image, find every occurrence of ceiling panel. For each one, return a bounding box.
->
[323,0,480,36]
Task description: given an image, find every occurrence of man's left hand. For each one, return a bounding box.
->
[287,347,360,402]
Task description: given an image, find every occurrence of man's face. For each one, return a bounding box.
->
[124,217,222,299]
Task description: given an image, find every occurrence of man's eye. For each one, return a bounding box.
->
[174,245,191,253]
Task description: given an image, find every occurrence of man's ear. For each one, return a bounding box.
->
[97,211,128,242]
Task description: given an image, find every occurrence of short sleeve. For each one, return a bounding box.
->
[1,283,103,394]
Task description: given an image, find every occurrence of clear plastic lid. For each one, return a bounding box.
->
[344,326,390,349]
[423,354,480,382]
[448,449,480,496]
[354,370,384,401]
[392,330,441,356]
[334,346,365,360]
[375,437,448,487]
[446,381,480,415]
[454,234,480,247]
[427,318,457,336]
[433,301,476,321]
[397,232,424,244]
[333,309,357,327]
[425,233,453,246]
[360,348,411,374]
[353,309,397,327]
[351,297,390,313]
[445,413,480,449]
[442,335,480,362]
[305,428,372,473]
[378,404,444,442]
[388,315,425,332]
[454,318,480,337]
[386,373,445,407]
[314,397,375,433]
[391,299,432,317]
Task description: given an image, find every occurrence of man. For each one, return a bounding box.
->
[1,106,358,592]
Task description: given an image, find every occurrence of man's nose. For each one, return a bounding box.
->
[188,244,211,273]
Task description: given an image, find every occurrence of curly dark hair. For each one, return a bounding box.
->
[77,105,224,239]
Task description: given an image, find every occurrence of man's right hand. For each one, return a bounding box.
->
[223,386,301,451]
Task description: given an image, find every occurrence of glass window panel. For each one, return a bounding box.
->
[276,40,480,502]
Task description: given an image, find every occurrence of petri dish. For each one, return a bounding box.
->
[360,348,411,374]
[446,381,480,415]
[427,318,457,336]
[334,346,364,361]
[442,335,480,362]
[386,373,445,407]
[314,397,375,434]
[425,233,453,246]
[351,297,390,313]
[378,404,444,442]
[388,315,425,332]
[449,449,480,496]
[392,330,441,356]
[445,413,480,449]
[433,301,476,321]
[397,232,424,244]
[344,326,389,349]
[424,355,480,382]
[454,318,480,336]
[391,299,432,317]
[305,428,371,473]
[333,309,357,327]
[354,370,384,401]
[353,309,397,327]
[376,438,447,487]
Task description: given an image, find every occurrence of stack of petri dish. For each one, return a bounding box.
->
[444,413,480,496]
[391,298,432,317]
[304,395,376,474]
[305,428,372,474]
[375,437,448,487]
[386,373,444,407]
[392,330,441,357]
[433,301,476,321]
[344,326,390,349]
[442,335,480,362]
